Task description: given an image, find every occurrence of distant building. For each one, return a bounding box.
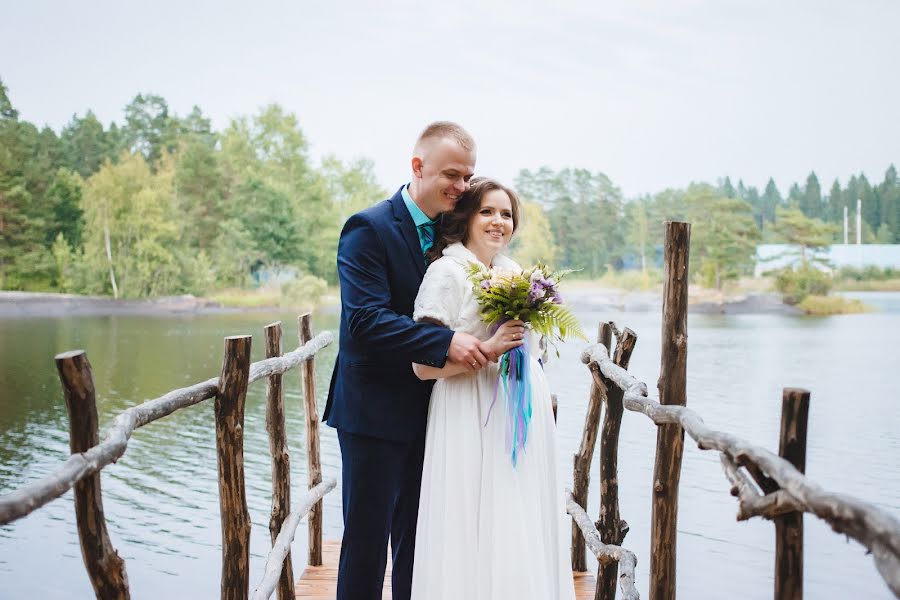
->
[755,244,900,275]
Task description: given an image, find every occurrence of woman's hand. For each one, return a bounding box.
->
[484,320,526,359]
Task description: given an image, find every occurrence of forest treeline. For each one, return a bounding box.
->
[1,78,898,299]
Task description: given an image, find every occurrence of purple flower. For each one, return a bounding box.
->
[527,281,544,304]
[551,290,563,304]
[481,279,491,290]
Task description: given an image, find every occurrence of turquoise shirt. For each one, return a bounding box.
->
[401,184,436,254]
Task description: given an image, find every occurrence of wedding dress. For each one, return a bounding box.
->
[410,242,576,600]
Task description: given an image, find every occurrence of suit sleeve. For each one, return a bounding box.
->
[338,214,453,367]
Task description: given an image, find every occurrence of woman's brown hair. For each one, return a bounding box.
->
[426,176,522,263]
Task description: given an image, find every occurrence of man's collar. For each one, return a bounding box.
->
[401,184,436,226]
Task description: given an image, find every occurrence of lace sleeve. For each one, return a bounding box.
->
[413,258,465,328]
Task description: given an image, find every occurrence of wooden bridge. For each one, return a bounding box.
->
[1,221,899,599]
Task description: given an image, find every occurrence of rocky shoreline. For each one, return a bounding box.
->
[0,292,234,318]
[1,289,802,318]
[563,289,803,315]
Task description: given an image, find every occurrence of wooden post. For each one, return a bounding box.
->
[264,323,294,600]
[299,314,323,566]
[595,328,637,600]
[650,221,690,600]
[572,322,614,572]
[775,388,810,600]
[216,335,252,600]
[55,350,130,600]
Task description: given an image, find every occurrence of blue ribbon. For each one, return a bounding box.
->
[485,334,533,467]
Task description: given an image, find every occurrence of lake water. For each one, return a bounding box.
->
[1,292,898,599]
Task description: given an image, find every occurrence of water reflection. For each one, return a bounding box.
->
[1,300,898,599]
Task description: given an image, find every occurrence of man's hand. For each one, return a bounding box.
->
[448,331,489,371]
[482,320,526,362]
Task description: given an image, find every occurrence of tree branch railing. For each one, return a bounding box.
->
[0,331,333,526]
[580,342,900,597]
[566,490,640,600]
[564,221,898,599]
[251,477,337,600]
[0,317,336,600]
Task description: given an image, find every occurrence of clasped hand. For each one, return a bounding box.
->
[448,320,526,371]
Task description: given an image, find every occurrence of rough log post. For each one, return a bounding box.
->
[55,350,130,600]
[299,314,323,566]
[264,323,294,600]
[775,388,810,600]
[650,221,690,600]
[595,328,638,600]
[572,323,614,571]
[216,335,252,600]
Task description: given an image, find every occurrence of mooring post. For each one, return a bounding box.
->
[264,322,294,600]
[216,335,252,600]
[595,327,637,600]
[55,350,131,600]
[775,387,810,600]
[572,322,613,572]
[650,220,690,600]
[299,313,324,566]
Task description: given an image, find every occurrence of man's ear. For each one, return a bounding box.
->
[411,156,423,178]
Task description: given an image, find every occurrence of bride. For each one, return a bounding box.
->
[409,177,576,600]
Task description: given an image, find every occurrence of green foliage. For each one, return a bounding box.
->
[837,265,899,281]
[774,265,833,305]
[466,262,586,344]
[280,275,329,308]
[514,167,624,277]
[508,201,559,266]
[2,77,899,304]
[685,184,760,290]
[772,207,837,268]
[797,295,869,315]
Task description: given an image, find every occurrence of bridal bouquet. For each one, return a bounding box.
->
[466,262,586,465]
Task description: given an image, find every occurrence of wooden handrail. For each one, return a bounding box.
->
[581,343,900,597]
[565,490,639,600]
[251,478,338,600]
[0,331,333,526]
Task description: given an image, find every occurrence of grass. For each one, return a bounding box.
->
[207,285,340,309]
[796,294,871,315]
[208,288,283,308]
[833,278,900,292]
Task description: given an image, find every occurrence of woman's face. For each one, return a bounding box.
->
[465,188,515,263]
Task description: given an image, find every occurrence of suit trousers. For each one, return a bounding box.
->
[336,429,426,600]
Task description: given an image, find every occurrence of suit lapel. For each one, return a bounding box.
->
[390,190,427,278]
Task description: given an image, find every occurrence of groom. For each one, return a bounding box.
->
[324,121,488,600]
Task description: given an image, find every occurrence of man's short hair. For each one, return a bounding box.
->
[415,121,475,153]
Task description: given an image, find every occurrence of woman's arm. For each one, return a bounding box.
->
[412,361,470,381]
[412,320,526,381]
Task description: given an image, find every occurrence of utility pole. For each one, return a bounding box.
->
[843,205,848,244]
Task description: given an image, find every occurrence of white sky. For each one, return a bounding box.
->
[2,0,898,197]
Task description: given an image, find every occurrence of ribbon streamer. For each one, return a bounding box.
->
[485,334,533,466]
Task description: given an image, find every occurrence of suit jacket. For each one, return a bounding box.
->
[324,186,454,442]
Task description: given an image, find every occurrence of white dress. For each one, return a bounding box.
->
[410,242,576,600]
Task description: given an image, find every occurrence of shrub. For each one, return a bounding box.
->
[797,295,869,315]
[774,265,833,305]
[280,275,328,308]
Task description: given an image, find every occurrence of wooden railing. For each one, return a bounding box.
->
[566,222,900,599]
[0,313,336,600]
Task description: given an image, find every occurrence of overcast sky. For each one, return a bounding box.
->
[2,0,897,197]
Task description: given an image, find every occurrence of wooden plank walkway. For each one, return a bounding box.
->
[296,540,597,599]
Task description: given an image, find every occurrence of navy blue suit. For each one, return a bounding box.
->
[325,187,454,600]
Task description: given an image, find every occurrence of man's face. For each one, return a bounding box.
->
[412,137,476,219]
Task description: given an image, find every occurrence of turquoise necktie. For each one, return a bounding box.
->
[419,222,436,254]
